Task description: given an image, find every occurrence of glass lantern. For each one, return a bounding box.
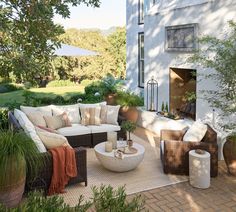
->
[146,76,158,112]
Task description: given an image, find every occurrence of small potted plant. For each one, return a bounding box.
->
[0,130,40,208]
[121,121,136,147]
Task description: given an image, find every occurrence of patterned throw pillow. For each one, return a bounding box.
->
[80,107,101,126]
[100,105,120,125]
[44,112,72,130]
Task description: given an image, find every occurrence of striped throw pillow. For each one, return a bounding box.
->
[80,107,101,126]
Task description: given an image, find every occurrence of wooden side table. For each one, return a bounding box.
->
[189,150,211,188]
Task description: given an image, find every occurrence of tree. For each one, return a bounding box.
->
[189,21,236,130]
[107,27,126,78]
[0,0,100,85]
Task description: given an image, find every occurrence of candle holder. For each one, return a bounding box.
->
[107,131,117,149]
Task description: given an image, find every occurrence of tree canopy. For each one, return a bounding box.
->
[52,27,126,82]
[0,0,100,84]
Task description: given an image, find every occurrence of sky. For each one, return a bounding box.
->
[54,0,126,30]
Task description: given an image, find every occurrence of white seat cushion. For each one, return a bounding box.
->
[57,124,91,136]
[88,124,120,134]
[52,104,80,124]
[20,105,52,116]
[14,109,47,153]
[183,120,207,142]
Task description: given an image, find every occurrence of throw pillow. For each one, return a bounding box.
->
[44,112,71,130]
[26,112,47,127]
[80,107,101,126]
[100,105,120,125]
[14,109,47,153]
[36,127,71,149]
[37,125,58,134]
[52,104,80,124]
[183,120,207,142]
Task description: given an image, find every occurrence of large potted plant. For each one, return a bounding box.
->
[189,21,236,175]
[117,91,144,123]
[0,130,40,208]
[101,74,123,105]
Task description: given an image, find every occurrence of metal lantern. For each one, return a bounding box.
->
[147,76,158,112]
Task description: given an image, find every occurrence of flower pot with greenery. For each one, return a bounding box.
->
[117,91,144,123]
[121,121,136,147]
[189,21,236,175]
[0,130,40,208]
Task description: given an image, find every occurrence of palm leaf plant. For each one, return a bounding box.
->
[0,130,41,208]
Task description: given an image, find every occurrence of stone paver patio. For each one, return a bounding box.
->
[128,128,236,212]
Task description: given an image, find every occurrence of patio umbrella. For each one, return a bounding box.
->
[54,43,98,57]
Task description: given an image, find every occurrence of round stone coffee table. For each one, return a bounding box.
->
[94,142,145,172]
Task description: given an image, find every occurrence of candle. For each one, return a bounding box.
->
[105,141,113,152]
[107,131,117,149]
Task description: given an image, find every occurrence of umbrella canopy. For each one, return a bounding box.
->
[54,43,98,56]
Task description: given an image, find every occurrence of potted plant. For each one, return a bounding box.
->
[101,74,123,105]
[0,130,40,208]
[117,91,144,123]
[189,21,236,175]
[121,121,136,147]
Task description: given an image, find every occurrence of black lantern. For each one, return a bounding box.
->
[147,76,158,112]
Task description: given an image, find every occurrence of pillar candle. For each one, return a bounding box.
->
[107,131,117,149]
[105,141,113,152]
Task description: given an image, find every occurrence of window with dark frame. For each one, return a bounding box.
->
[138,33,144,87]
[138,0,144,24]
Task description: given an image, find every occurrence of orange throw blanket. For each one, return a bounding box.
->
[48,146,77,195]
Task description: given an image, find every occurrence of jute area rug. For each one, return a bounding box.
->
[59,132,187,206]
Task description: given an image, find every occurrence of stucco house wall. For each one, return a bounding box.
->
[126,0,236,122]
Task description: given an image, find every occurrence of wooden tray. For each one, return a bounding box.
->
[118,147,138,154]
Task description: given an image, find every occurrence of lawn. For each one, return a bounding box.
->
[0,85,85,107]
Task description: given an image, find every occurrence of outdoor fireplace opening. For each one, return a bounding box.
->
[169,68,196,120]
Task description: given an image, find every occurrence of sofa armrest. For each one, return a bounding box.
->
[160,129,185,141]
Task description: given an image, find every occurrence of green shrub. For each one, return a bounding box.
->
[0,185,145,211]
[23,81,32,89]
[0,108,8,129]
[0,83,23,93]
[47,80,76,87]
[84,81,104,96]
[116,91,144,107]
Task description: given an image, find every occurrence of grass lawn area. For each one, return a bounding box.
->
[0,85,84,107]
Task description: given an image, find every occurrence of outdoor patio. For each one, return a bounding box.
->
[130,128,236,212]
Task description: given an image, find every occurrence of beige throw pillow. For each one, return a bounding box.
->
[100,105,120,125]
[26,112,47,127]
[80,107,101,126]
[36,127,71,149]
[44,112,71,130]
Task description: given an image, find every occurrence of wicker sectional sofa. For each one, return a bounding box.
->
[8,103,126,193]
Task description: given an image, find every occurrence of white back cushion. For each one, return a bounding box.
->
[79,101,107,109]
[52,104,80,124]
[20,105,52,117]
[14,109,47,153]
[183,120,207,142]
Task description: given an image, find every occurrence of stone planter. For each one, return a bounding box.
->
[223,136,236,176]
[120,106,138,123]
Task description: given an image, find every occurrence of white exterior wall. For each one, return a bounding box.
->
[126,0,144,95]
[126,0,236,122]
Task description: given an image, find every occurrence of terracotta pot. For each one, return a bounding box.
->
[0,156,26,208]
[120,106,138,123]
[105,93,117,105]
[223,136,236,176]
